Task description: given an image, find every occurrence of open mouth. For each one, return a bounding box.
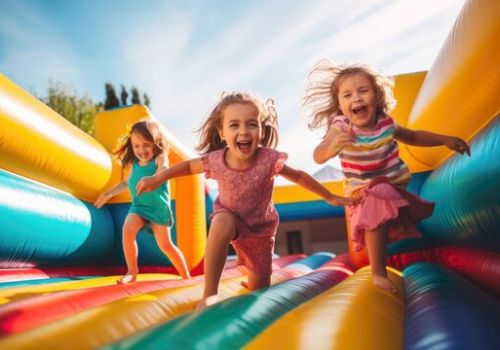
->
[352,106,367,114]
[237,141,252,151]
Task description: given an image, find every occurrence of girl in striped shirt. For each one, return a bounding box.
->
[305,60,470,293]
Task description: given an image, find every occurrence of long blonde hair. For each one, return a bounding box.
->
[304,59,396,135]
[196,91,279,154]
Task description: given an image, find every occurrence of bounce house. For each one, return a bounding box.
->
[0,0,498,348]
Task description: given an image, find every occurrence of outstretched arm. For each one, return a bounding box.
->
[395,125,470,156]
[94,180,128,208]
[136,158,204,196]
[278,164,359,206]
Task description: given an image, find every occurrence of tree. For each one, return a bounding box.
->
[143,93,150,107]
[102,83,152,108]
[43,81,101,136]
[104,83,120,110]
[120,84,128,105]
[131,86,141,104]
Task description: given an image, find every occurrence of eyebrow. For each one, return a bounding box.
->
[341,85,370,92]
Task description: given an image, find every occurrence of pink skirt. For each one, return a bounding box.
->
[349,177,434,252]
[211,208,277,277]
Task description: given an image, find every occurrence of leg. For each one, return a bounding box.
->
[238,266,250,289]
[246,269,270,291]
[364,225,398,293]
[118,214,145,284]
[196,212,237,309]
[151,223,191,279]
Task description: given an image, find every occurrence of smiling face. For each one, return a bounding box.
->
[338,72,378,130]
[130,131,155,165]
[219,102,262,168]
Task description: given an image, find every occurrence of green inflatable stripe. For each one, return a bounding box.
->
[108,253,348,349]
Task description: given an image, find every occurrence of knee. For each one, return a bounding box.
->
[210,212,237,240]
[122,227,139,242]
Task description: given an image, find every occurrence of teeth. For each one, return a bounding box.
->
[238,142,251,150]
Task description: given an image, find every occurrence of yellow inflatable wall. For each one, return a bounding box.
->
[0,74,111,202]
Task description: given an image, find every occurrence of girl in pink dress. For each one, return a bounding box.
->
[136,91,358,307]
[304,60,470,293]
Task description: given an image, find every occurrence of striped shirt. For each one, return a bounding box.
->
[331,115,411,195]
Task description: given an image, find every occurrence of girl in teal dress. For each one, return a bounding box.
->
[94,120,191,284]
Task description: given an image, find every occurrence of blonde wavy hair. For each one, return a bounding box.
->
[303,59,396,135]
[195,91,279,154]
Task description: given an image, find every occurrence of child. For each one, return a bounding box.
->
[94,120,191,284]
[136,92,358,307]
[304,60,470,293]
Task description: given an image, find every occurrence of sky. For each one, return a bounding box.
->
[0,0,467,183]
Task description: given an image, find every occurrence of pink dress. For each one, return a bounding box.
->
[331,115,434,251]
[201,147,288,276]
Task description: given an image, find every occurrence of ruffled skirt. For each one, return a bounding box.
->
[350,177,434,252]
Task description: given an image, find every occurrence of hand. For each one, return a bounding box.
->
[136,175,160,196]
[326,193,361,207]
[443,136,470,156]
[94,192,111,208]
[330,127,356,153]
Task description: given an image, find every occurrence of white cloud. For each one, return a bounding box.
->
[0,1,84,95]
[0,0,467,181]
[309,0,465,70]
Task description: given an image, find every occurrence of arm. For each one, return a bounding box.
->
[278,164,359,206]
[313,126,355,164]
[94,180,128,208]
[136,158,204,196]
[395,125,470,156]
[155,153,168,173]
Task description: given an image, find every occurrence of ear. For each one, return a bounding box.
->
[218,128,224,141]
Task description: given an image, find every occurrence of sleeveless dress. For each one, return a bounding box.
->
[332,115,434,251]
[128,159,173,226]
[201,147,288,276]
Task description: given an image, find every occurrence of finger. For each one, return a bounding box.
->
[347,123,353,135]
[464,144,471,156]
[340,133,355,144]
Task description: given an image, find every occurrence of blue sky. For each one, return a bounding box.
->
[0,0,466,181]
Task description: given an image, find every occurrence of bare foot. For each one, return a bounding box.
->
[195,295,218,309]
[117,273,137,285]
[240,280,249,289]
[373,274,398,294]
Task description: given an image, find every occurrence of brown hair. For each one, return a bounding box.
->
[303,59,396,135]
[114,120,167,168]
[195,91,279,154]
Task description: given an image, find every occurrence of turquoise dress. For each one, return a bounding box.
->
[128,159,173,226]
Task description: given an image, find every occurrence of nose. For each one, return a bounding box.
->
[238,125,250,134]
[353,92,362,101]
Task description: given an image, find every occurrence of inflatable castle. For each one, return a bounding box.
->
[0,0,498,348]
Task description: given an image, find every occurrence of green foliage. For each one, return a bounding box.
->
[43,80,102,136]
